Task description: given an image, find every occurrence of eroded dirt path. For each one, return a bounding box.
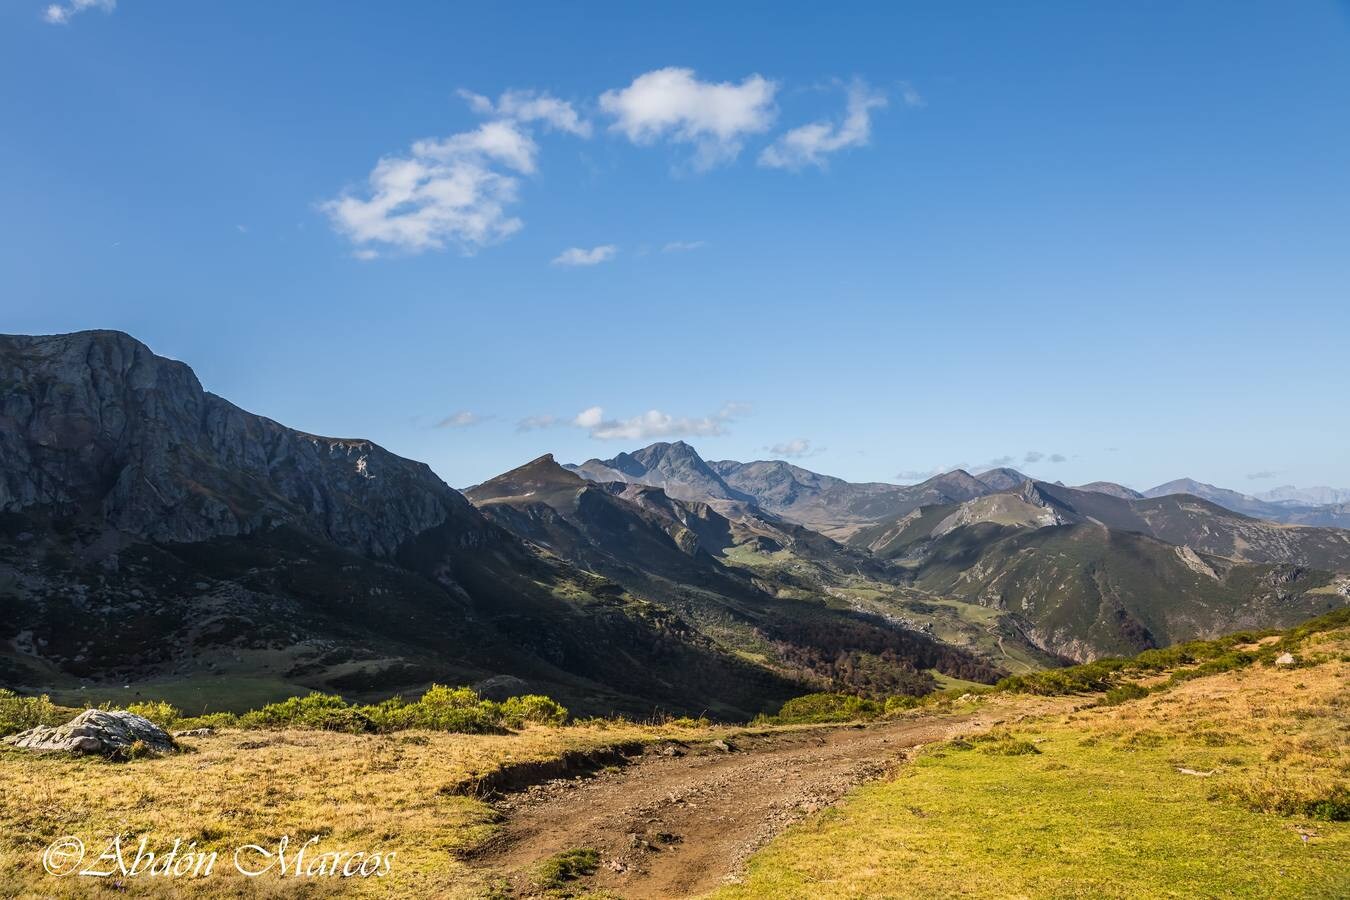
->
[471,698,1071,898]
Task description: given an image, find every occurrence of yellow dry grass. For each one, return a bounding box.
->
[0,720,725,898]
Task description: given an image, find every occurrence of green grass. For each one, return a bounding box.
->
[717,627,1350,900]
[720,729,1346,898]
[534,847,600,890]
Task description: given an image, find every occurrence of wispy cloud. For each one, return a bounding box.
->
[435,411,489,428]
[1247,470,1278,480]
[898,81,925,108]
[322,90,586,258]
[662,240,707,253]
[516,414,561,432]
[574,403,748,441]
[600,67,778,169]
[759,80,886,170]
[456,88,592,137]
[552,244,616,266]
[895,448,1066,482]
[43,0,113,25]
[766,438,822,459]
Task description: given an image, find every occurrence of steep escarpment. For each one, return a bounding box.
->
[0,330,490,558]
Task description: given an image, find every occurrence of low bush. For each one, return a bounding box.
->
[0,689,62,737]
[1100,682,1150,706]
[759,692,883,725]
[125,700,183,728]
[227,685,569,735]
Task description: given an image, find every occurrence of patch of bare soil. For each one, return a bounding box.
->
[471,698,1072,897]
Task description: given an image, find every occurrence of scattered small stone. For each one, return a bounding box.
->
[710,739,735,753]
[1176,767,1215,777]
[172,727,215,738]
[1274,652,1296,666]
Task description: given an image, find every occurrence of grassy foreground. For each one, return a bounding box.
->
[718,628,1350,899]
[0,719,734,898]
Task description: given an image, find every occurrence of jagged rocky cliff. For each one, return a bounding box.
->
[0,330,490,557]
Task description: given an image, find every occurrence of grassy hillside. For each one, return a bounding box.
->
[719,617,1350,899]
[911,522,1342,660]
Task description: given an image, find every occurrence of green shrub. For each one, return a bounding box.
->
[0,689,62,737]
[1101,682,1150,706]
[125,700,182,728]
[497,694,569,728]
[763,693,883,725]
[883,694,921,715]
[238,693,376,733]
[229,685,569,735]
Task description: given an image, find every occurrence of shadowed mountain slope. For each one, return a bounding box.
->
[469,454,1003,696]
[0,332,801,717]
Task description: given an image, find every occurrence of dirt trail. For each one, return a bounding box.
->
[471,698,1071,898]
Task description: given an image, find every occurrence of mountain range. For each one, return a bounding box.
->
[1,330,1346,716]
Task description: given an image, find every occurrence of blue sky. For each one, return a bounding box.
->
[3,1,1348,491]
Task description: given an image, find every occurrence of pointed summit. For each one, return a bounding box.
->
[465,453,584,504]
[569,441,754,504]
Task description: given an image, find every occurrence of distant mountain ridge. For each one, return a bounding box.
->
[572,445,1350,532]
[564,441,1348,661]
[1141,478,1350,528]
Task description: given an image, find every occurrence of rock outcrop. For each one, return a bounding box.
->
[3,709,177,756]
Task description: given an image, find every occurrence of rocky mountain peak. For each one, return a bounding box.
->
[0,329,489,559]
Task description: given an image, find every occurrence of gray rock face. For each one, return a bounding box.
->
[0,330,493,559]
[3,709,177,756]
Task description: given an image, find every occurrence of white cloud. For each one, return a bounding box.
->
[759,80,886,170]
[662,240,707,253]
[435,411,488,428]
[43,0,113,25]
[323,90,588,258]
[573,406,605,429]
[767,439,821,459]
[458,89,591,137]
[413,120,540,174]
[322,126,530,257]
[576,403,748,441]
[600,67,778,169]
[899,81,925,108]
[552,245,616,266]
